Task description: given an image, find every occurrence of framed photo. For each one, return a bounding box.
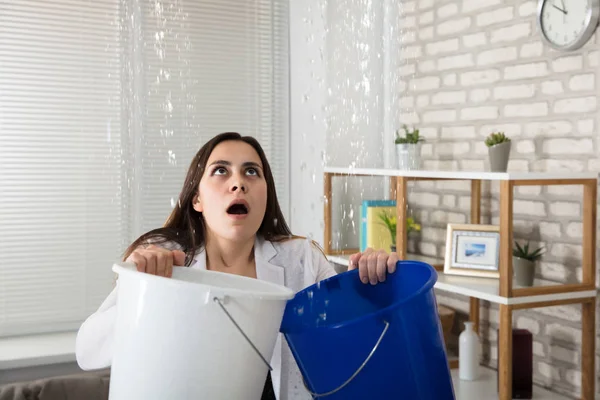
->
[444,224,500,279]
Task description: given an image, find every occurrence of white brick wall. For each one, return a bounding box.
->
[539,221,561,238]
[521,41,543,57]
[515,139,535,154]
[541,80,564,95]
[504,62,549,80]
[461,106,498,120]
[477,7,513,26]
[410,76,441,91]
[398,0,600,395]
[463,32,486,48]
[553,55,583,72]
[494,83,535,100]
[525,120,572,136]
[441,125,476,138]
[437,3,458,19]
[438,53,474,70]
[478,47,518,66]
[504,102,548,117]
[426,38,459,55]
[553,97,597,114]
[437,17,471,36]
[462,0,502,13]
[470,88,491,102]
[543,138,594,154]
[460,69,501,85]
[490,23,531,44]
[569,74,595,91]
[422,109,457,123]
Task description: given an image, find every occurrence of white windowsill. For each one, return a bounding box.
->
[0,331,77,370]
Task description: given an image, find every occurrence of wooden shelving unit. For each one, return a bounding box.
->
[323,167,598,400]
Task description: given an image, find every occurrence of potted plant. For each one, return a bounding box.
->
[512,240,545,287]
[378,209,421,252]
[395,124,424,170]
[484,131,511,172]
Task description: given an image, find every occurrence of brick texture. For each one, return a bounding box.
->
[398,1,600,396]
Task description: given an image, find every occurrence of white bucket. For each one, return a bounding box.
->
[108,262,295,400]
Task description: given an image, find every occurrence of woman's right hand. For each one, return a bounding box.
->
[125,245,186,278]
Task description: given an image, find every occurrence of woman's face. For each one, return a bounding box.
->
[194,140,268,243]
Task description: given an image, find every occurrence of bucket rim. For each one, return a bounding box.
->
[282,260,438,333]
[112,262,296,301]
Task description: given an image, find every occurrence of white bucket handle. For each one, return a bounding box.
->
[302,320,390,398]
[213,296,273,371]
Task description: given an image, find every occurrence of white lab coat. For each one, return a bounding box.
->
[75,236,339,400]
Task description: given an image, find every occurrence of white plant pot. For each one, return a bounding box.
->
[396,143,422,170]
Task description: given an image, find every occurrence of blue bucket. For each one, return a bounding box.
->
[280,261,455,399]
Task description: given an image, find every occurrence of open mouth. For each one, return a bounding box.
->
[226,202,249,215]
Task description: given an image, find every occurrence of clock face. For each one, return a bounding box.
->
[539,0,598,50]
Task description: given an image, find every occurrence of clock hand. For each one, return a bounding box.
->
[560,0,568,23]
[552,4,567,14]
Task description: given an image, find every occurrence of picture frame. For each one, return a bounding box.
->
[443,223,500,279]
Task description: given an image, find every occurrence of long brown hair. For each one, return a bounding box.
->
[123,132,293,265]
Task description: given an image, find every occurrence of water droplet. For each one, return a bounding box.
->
[168,150,176,165]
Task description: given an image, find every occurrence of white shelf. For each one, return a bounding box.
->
[451,367,568,400]
[324,166,598,181]
[326,254,597,306]
[436,273,597,306]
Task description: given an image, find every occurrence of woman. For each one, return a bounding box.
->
[75,132,398,400]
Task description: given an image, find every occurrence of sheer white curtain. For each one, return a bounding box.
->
[0,0,289,337]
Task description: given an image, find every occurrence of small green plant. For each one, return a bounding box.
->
[484,131,511,147]
[378,209,421,245]
[395,124,424,144]
[513,240,545,262]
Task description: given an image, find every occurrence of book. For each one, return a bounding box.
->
[360,200,396,252]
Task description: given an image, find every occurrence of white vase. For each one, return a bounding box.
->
[459,321,480,381]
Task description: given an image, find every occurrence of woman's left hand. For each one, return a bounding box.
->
[348,248,399,285]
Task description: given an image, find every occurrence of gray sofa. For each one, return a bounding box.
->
[0,372,109,400]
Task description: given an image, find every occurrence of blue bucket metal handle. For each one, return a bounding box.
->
[303,320,390,398]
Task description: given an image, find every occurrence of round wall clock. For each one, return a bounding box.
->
[537,0,600,51]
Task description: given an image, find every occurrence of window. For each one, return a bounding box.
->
[0,0,289,337]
